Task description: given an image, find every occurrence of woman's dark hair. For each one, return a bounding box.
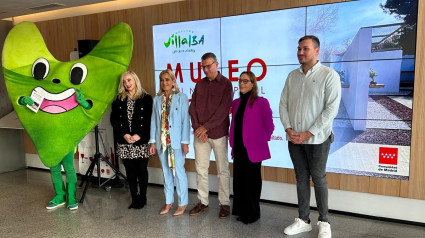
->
[240,70,258,107]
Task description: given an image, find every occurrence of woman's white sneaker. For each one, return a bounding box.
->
[317,221,331,238]
[283,218,312,235]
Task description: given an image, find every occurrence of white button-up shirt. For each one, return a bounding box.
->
[279,61,341,144]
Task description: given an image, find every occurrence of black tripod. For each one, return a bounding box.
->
[79,125,127,203]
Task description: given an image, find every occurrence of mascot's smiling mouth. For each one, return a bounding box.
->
[33,87,79,114]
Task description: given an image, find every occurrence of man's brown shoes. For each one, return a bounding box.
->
[189,202,208,216]
[219,205,230,219]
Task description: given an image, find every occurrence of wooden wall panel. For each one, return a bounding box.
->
[220,0,242,16]
[182,159,219,175]
[208,161,218,175]
[269,0,291,10]
[327,173,340,190]
[77,15,100,49]
[128,8,156,95]
[180,0,200,21]
[409,0,425,199]
[229,163,234,177]
[241,0,268,14]
[97,11,114,31]
[126,8,146,82]
[199,0,221,19]
[148,154,162,168]
[54,17,77,60]
[263,167,340,189]
[290,0,318,8]
[241,0,290,14]
[141,5,162,95]
[161,2,182,24]
[25,0,425,200]
[400,180,409,198]
[74,16,89,42]
[340,174,369,193]
[106,8,130,24]
[263,166,289,183]
[185,158,196,172]
[286,168,297,184]
[318,0,346,4]
[369,177,400,197]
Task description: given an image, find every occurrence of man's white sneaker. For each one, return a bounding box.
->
[317,221,331,238]
[283,218,312,235]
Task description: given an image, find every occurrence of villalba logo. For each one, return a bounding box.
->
[163,29,204,54]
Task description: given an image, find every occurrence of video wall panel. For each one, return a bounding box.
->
[152,0,417,179]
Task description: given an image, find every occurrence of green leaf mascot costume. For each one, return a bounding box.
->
[2,22,133,210]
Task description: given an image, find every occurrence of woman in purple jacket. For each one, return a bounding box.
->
[229,71,274,224]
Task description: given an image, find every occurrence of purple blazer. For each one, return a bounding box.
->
[229,96,274,163]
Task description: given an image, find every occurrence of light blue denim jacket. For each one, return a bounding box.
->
[149,92,190,150]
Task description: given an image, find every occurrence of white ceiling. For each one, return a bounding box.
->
[0,0,118,19]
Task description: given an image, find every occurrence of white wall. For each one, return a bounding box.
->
[369,50,402,93]
[341,28,371,131]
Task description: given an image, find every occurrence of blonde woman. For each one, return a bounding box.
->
[111,70,153,209]
[149,69,190,216]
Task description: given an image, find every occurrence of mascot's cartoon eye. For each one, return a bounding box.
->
[32,58,50,80]
[70,62,88,85]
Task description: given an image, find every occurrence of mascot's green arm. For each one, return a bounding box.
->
[18,96,34,106]
[75,88,92,110]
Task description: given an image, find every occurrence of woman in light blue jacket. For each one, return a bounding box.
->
[149,69,190,216]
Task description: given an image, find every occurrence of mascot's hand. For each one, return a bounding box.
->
[75,89,92,110]
[18,96,34,106]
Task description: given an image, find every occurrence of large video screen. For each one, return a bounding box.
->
[152,0,418,179]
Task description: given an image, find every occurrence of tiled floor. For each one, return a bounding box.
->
[1,169,424,238]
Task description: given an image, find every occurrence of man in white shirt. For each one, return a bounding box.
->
[279,35,341,238]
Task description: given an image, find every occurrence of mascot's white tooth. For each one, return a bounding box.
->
[33,86,75,101]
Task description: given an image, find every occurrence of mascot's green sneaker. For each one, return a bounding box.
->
[46,200,66,210]
[46,182,66,210]
[67,203,79,211]
[66,183,78,211]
